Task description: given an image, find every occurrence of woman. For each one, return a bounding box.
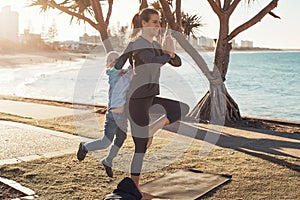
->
[114,8,189,195]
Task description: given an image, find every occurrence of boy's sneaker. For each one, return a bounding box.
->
[102,160,113,178]
[77,142,88,161]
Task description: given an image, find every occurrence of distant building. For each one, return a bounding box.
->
[231,39,238,48]
[0,6,19,42]
[198,36,215,48]
[188,36,197,46]
[20,29,42,46]
[240,40,253,48]
[79,33,106,52]
[79,33,101,44]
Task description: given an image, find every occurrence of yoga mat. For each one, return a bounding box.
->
[140,169,231,199]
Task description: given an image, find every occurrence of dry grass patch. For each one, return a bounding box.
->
[0,139,299,199]
[0,97,299,199]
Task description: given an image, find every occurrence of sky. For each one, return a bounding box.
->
[0,0,299,49]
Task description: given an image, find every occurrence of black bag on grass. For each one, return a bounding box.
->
[104,177,142,200]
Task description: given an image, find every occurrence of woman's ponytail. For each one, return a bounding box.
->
[130,13,141,39]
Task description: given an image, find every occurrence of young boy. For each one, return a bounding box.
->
[77,51,131,178]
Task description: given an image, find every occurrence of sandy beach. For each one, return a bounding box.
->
[0,51,299,199]
[0,51,90,68]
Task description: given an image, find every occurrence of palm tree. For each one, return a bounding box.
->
[159,0,280,123]
[181,12,203,39]
[30,0,115,52]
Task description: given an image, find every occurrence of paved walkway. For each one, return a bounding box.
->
[0,100,95,165]
[0,99,89,119]
[0,120,84,165]
[0,99,299,167]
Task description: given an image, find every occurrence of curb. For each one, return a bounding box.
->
[0,177,38,199]
[243,116,300,126]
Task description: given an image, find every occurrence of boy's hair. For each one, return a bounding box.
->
[105,51,120,66]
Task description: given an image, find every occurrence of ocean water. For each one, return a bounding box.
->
[226,51,300,122]
[0,51,299,122]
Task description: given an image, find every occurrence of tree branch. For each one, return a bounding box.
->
[89,0,100,23]
[228,0,279,41]
[269,11,281,19]
[159,0,180,31]
[175,0,182,27]
[139,0,148,10]
[89,0,108,31]
[207,0,222,17]
[105,0,113,26]
[223,0,231,10]
[48,0,98,30]
[215,0,221,9]
[227,0,240,16]
[159,0,216,80]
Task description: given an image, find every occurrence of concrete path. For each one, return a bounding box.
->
[0,99,299,166]
[0,120,84,165]
[0,99,107,166]
[0,99,89,119]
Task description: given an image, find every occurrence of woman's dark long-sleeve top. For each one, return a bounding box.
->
[114,36,181,99]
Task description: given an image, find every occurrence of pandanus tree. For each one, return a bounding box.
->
[30,0,115,52]
[158,0,280,123]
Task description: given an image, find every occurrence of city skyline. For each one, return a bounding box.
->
[0,0,299,49]
[0,5,255,50]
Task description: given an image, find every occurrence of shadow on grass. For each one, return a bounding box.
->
[226,117,300,140]
[164,120,300,173]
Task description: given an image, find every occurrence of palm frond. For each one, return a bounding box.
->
[181,12,204,37]
[28,0,51,12]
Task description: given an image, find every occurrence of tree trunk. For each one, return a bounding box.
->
[170,31,229,125]
[97,26,113,52]
[90,0,113,52]
[188,89,241,122]
[159,0,228,124]
[188,16,241,122]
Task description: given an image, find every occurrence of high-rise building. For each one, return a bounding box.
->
[197,36,215,48]
[231,39,239,48]
[0,6,19,42]
[240,40,254,48]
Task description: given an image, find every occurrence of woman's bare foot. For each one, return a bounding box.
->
[131,175,154,199]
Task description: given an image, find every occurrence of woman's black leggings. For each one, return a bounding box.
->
[127,96,189,176]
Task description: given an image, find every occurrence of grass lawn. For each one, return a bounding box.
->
[0,97,299,199]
